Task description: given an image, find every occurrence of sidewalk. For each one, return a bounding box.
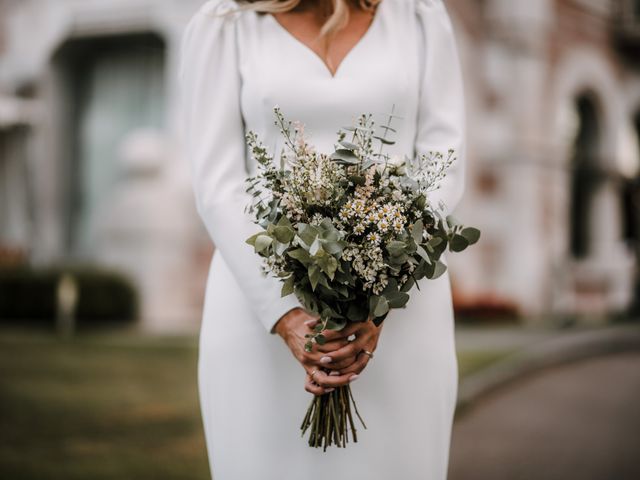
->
[449,350,640,480]
[454,322,640,409]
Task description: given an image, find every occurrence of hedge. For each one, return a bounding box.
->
[0,265,138,324]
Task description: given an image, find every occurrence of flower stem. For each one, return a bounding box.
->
[300,384,365,450]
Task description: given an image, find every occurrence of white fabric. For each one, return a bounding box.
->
[178,0,466,478]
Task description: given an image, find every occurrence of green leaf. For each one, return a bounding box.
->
[273,225,295,243]
[338,140,358,150]
[276,215,292,228]
[348,175,366,186]
[245,232,262,247]
[274,240,288,256]
[323,240,344,256]
[400,276,415,293]
[388,291,410,308]
[317,255,338,279]
[415,244,432,264]
[330,149,360,164]
[429,260,447,279]
[309,237,322,256]
[428,236,443,248]
[369,295,390,317]
[341,125,369,132]
[411,220,424,244]
[281,276,295,297]
[254,234,272,253]
[297,224,318,247]
[315,334,326,345]
[287,248,311,265]
[450,234,469,252]
[446,215,460,228]
[325,318,347,331]
[373,135,395,145]
[387,240,406,257]
[309,265,322,291]
[460,227,481,245]
[347,303,369,322]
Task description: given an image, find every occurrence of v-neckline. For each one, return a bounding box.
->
[265,2,385,79]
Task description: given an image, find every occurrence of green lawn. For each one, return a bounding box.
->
[0,329,210,480]
[0,328,512,480]
[457,349,516,378]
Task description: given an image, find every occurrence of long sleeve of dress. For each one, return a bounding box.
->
[178,0,304,334]
[415,0,467,218]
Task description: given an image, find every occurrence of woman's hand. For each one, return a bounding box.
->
[303,317,383,388]
[274,308,362,395]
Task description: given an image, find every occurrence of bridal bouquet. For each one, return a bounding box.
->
[245,106,480,450]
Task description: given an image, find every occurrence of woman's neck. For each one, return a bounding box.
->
[295,0,356,16]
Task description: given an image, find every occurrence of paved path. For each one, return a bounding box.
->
[448,352,640,480]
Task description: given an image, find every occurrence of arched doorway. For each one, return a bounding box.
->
[568,93,602,259]
[52,33,166,256]
[621,110,640,313]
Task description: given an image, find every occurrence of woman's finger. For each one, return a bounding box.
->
[319,333,372,364]
[315,338,350,353]
[316,322,361,342]
[336,350,370,376]
[305,377,327,396]
[304,370,336,394]
[324,354,360,370]
[307,368,359,388]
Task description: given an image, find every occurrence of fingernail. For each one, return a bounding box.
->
[320,356,332,364]
[324,388,335,393]
[329,371,341,376]
[304,319,317,326]
[349,374,359,383]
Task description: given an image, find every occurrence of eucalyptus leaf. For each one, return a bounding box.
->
[330,149,360,164]
[450,234,469,252]
[309,265,322,291]
[338,140,358,150]
[309,237,322,256]
[369,295,390,317]
[415,244,432,264]
[386,240,406,257]
[254,235,273,253]
[446,215,460,228]
[281,276,295,297]
[461,227,481,245]
[411,220,424,244]
[273,225,295,243]
[287,248,311,265]
[373,135,395,145]
[428,260,447,279]
[388,291,410,308]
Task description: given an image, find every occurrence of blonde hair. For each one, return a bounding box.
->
[216,0,382,40]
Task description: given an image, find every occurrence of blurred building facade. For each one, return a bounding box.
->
[0,0,639,331]
[0,0,209,331]
[446,0,640,322]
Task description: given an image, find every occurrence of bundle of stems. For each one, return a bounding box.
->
[300,382,367,451]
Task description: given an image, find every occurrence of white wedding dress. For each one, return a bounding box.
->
[178,0,466,478]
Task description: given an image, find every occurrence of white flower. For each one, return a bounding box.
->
[366,232,381,244]
[389,154,404,166]
[377,219,390,233]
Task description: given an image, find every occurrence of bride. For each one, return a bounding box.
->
[178,0,466,478]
